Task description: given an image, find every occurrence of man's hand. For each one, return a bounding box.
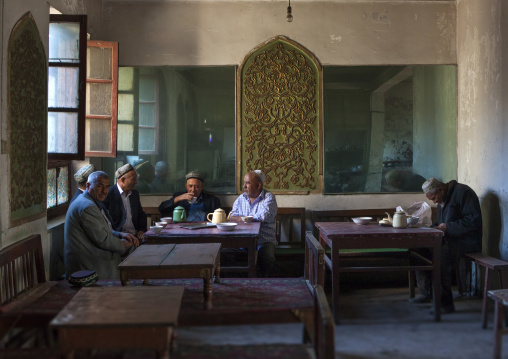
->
[175,193,194,203]
[436,223,447,233]
[136,230,144,241]
[229,216,243,222]
[121,232,140,248]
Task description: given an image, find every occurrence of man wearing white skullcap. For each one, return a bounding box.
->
[410,177,482,314]
[229,170,278,277]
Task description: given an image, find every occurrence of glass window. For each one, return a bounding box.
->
[47,162,71,218]
[323,65,457,193]
[103,66,237,195]
[47,15,87,160]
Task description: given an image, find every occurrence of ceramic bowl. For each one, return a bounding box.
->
[216,222,238,231]
[150,225,164,233]
[241,216,254,223]
[160,217,173,224]
[352,217,372,225]
[155,221,166,227]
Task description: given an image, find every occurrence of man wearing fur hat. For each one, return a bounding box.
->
[159,170,221,221]
[410,177,483,313]
[229,170,278,277]
[102,163,147,242]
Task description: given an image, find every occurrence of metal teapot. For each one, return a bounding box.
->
[207,208,228,224]
[173,206,187,223]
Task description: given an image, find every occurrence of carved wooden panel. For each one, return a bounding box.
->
[9,13,47,226]
[237,36,322,193]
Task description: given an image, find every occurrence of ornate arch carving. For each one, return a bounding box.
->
[9,12,47,226]
[236,36,322,194]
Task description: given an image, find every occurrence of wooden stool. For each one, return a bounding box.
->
[464,252,508,329]
[488,289,508,359]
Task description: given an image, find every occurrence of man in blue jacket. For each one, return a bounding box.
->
[103,163,147,243]
[411,178,483,313]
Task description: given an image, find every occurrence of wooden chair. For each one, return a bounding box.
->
[0,234,57,347]
[275,207,306,249]
[305,231,325,288]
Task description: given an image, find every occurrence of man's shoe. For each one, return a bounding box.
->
[409,295,431,304]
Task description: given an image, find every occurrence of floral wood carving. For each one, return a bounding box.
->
[9,13,47,226]
[239,37,321,193]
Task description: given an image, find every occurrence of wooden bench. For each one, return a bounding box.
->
[464,252,508,329]
[174,284,335,359]
[0,234,57,347]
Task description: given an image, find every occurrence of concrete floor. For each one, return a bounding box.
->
[178,286,505,359]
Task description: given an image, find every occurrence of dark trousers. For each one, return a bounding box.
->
[220,241,276,278]
[414,239,481,307]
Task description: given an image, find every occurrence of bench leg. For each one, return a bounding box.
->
[409,270,415,299]
[494,301,503,359]
[482,268,491,329]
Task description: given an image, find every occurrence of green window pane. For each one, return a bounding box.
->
[119,67,134,91]
[47,168,57,208]
[118,94,134,122]
[139,77,156,101]
[57,166,69,205]
[139,103,156,127]
[118,124,134,151]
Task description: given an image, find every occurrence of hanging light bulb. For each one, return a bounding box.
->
[286,0,293,22]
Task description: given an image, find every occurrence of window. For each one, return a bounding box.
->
[47,15,86,218]
[47,15,87,160]
[138,75,159,155]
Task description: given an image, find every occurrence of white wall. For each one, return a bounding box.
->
[457,0,506,258]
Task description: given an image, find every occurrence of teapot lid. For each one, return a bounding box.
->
[214,208,225,213]
[174,206,185,210]
[394,210,406,214]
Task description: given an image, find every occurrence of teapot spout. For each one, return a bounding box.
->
[385,212,393,223]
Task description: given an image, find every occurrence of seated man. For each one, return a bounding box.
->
[410,177,483,313]
[134,160,155,194]
[229,170,278,277]
[103,163,147,243]
[159,170,221,221]
[70,163,95,205]
[64,171,139,280]
[149,161,172,194]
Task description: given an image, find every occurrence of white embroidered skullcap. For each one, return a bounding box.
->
[253,170,265,184]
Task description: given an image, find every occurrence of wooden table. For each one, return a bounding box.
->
[488,289,508,359]
[315,222,443,323]
[119,243,221,309]
[50,286,184,359]
[144,222,261,278]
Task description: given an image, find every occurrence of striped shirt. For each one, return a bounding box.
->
[230,189,278,246]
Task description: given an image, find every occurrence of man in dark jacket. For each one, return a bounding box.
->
[410,178,483,313]
[158,170,220,221]
[103,163,147,243]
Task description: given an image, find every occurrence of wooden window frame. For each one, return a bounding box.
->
[48,14,87,161]
[86,40,118,158]
[138,74,159,155]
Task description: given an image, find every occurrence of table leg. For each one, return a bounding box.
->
[432,243,441,322]
[214,257,221,284]
[331,242,340,323]
[494,300,503,359]
[203,277,213,310]
[248,244,257,278]
[120,270,129,286]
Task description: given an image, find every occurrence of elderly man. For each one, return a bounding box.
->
[229,170,278,277]
[70,163,95,205]
[102,163,147,242]
[64,171,139,280]
[159,170,220,221]
[411,177,483,313]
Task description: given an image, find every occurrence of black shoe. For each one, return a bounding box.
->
[409,295,431,304]
[429,304,455,315]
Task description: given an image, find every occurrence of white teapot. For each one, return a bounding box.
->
[207,208,228,224]
[385,211,408,229]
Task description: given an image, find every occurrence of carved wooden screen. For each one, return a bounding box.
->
[237,36,322,194]
[8,13,47,226]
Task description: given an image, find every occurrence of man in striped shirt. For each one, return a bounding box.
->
[229,170,278,277]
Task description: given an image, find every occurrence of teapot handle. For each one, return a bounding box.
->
[226,211,232,221]
[207,213,213,222]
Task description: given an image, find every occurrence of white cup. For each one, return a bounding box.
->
[189,197,197,204]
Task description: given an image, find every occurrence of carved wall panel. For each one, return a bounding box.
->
[237,36,322,193]
[9,13,47,226]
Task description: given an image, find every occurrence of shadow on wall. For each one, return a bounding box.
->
[481,191,502,258]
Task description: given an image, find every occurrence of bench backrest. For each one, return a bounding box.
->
[305,231,325,287]
[0,234,46,306]
[313,285,335,359]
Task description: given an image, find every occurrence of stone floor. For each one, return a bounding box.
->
[178,285,505,359]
